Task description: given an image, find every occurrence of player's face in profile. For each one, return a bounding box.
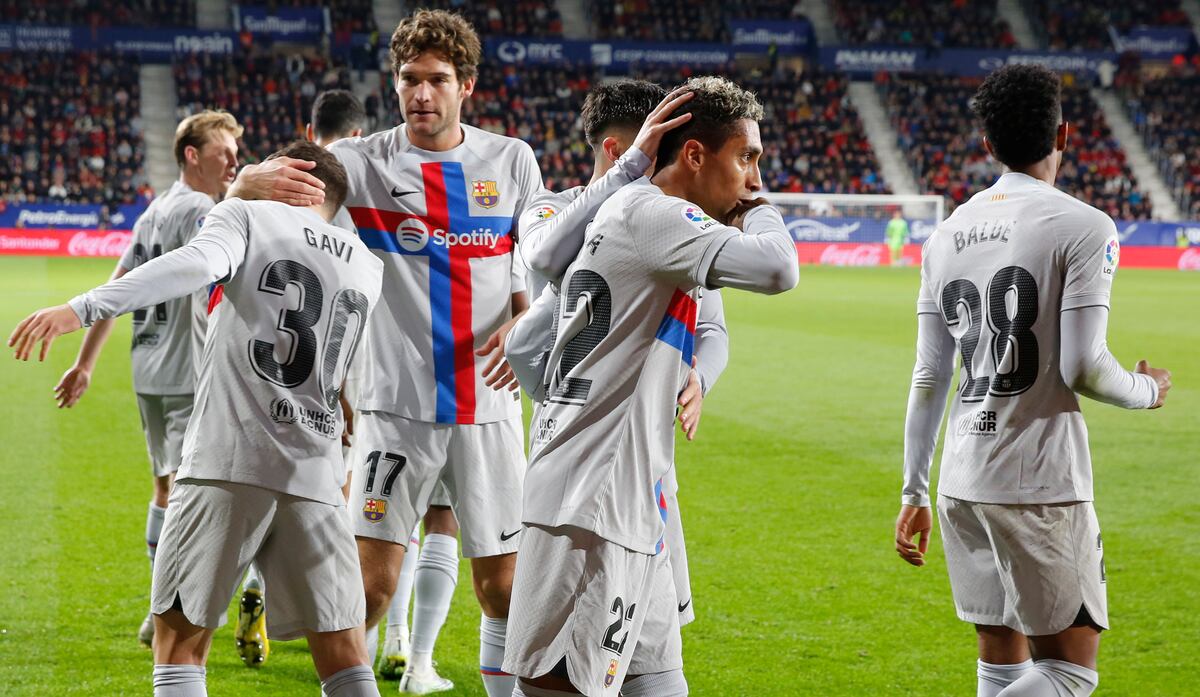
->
[697,119,763,219]
[396,52,474,141]
[194,131,239,196]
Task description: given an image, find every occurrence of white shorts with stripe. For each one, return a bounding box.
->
[151,479,364,640]
[347,411,524,558]
[660,466,694,626]
[938,494,1108,636]
[503,524,682,696]
[136,393,193,477]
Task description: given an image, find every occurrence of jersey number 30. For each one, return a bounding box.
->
[941,266,1039,402]
[250,259,369,411]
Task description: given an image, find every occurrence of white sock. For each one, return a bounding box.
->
[999,659,1098,696]
[513,680,577,697]
[243,561,263,592]
[479,614,515,696]
[320,665,381,697]
[365,623,379,667]
[387,527,421,638]
[978,659,1033,697]
[146,502,166,566]
[620,669,688,696]
[152,664,206,697]
[409,533,458,671]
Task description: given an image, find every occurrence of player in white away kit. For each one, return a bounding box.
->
[511,81,728,697]
[50,110,242,647]
[893,65,1172,697]
[231,12,538,696]
[503,76,798,697]
[11,142,386,697]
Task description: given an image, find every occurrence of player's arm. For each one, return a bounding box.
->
[1060,307,1168,408]
[704,201,799,294]
[9,203,250,362]
[895,307,957,567]
[53,261,128,408]
[503,284,559,402]
[226,157,326,206]
[478,249,532,390]
[678,290,729,440]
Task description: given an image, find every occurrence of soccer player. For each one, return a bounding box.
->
[513,81,730,658]
[10,142,385,697]
[894,64,1172,697]
[50,110,241,647]
[886,208,909,266]
[502,75,798,697]
[229,11,539,695]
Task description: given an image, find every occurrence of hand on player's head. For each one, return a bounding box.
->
[1136,360,1171,408]
[725,197,771,229]
[8,305,82,362]
[631,88,693,169]
[229,157,325,207]
[895,505,932,567]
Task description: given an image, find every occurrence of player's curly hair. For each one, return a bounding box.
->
[581,79,667,148]
[654,76,764,174]
[390,9,481,82]
[972,64,1062,169]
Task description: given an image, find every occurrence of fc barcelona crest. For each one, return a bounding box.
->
[472,180,500,208]
[604,658,619,687]
[363,498,387,522]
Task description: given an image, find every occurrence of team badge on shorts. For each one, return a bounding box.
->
[363,498,387,522]
[472,180,500,208]
[604,658,619,687]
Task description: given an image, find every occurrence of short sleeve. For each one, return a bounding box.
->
[916,243,939,315]
[512,143,546,234]
[1061,215,1118,311]
[629,194,739,288]
[118,216,146,270]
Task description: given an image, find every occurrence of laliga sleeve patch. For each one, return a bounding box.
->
[534,205,556,220]
[1102,235,1119,277]
[680,205,717,231]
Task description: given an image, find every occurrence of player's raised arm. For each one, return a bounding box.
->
[9,201,250,362]
[703,199,799,294]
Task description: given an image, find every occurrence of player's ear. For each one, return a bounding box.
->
[602,136,624,164]
[981,136,994,159]
[461,75,476,98]
[350,128,362,138]
[305,123,315,142]
[682,140,704,172]
[1056,122,1069,152]
[184,144,200,167]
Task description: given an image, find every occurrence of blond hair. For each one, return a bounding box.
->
[390,9,481,82]
[173,110,243,167]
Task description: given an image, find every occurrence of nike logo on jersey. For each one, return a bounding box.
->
[678,598,691,613]
[391,186,420,197]
[499,529,521,541]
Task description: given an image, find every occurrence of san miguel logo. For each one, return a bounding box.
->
[472,180,500,208]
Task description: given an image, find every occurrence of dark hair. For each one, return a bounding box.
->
[972,64,1062,169]
[581,79,667,147]
[311,90,365,141]
[266,141,348,210]
[391,9,481,82]
[654,76,764,175]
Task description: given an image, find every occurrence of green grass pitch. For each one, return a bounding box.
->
[1,257,1196,695]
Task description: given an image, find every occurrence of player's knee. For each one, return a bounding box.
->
[472,571,512,617]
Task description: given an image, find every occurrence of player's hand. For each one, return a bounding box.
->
[631,88,694,172]
[895,505,932,567]
[8,305,82,362]
[477,313,524,392]
[228,157,325,207]
[677,362,703,441]
[1136,359,1171,409]
[54,365,92,408]
[339,393,354,447]
[725,197,771,229]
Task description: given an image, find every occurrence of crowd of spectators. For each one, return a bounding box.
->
[0,51,148,207]
[1026,0,1190,51]
[832,0,1016,49]
[175,47,352,165]
[251,0,377,34]
[0,0,194,27]
[589,0,804,43]
[885,74,1152,219]
[419,0,563,38]
[1123,65,1200,219]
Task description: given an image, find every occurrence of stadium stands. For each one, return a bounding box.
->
[419,0,564,38]
[260,0,378,34]
[0,51,148,207]
[589,0,804,43]
[1123,67,1200,218]
[1026,0,1190,51]
[0,0,195,27]
[884,74,1152,219]
[831,0,1017,48]
[174,47,353,165]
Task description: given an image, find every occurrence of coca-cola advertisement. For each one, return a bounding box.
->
[0,228,132,257]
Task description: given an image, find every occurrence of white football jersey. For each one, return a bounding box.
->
[517,185,582,298]
[330,124,542,424]
[918,172,1126,504]
[523,180,740,554]
[180,199,383,504]
[118,180,214,394]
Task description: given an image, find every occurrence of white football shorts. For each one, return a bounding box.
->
[135,393,193,477]
[660,466,694,627]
